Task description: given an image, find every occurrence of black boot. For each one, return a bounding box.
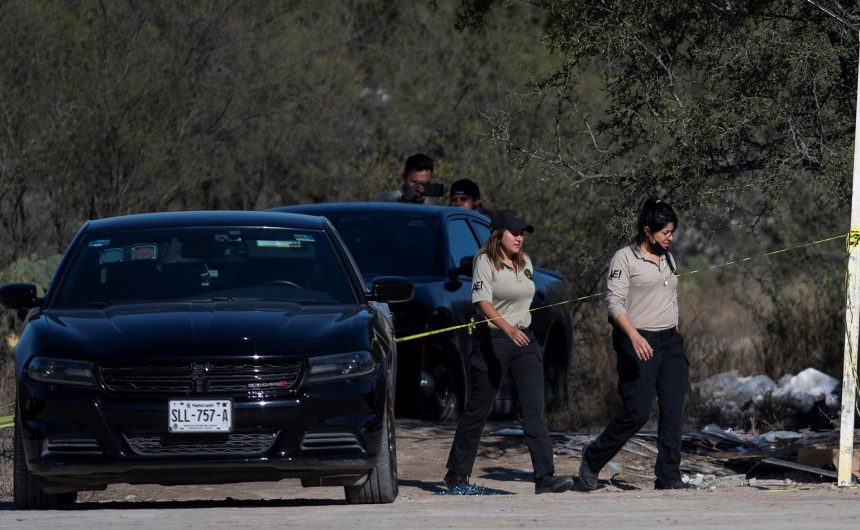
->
[535,474,573,494]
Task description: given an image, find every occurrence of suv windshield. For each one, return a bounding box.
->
[51,227,357,307]
[320,212,443,277]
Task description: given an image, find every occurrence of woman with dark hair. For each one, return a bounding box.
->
[579,196,691,491]
[443,209,573,495]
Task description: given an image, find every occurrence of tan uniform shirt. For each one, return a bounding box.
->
[471,253,535,330]
[606,245,678,331]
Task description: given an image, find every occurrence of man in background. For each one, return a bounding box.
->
[374,153,441,204]
[450,178,493,217]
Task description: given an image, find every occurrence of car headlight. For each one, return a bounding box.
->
[27,357,98,388]
[305,351,376,384]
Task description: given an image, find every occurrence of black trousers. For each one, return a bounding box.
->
[584,328,689,486]
[446,328,554,483]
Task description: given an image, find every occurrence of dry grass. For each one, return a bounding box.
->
[0,426,11,502]
[0,357,14,421]
[0,354,15,502]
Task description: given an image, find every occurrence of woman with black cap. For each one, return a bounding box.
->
[443,208,573,494]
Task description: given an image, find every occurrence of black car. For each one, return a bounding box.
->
[1,210,414,509]
[271,203,573,421]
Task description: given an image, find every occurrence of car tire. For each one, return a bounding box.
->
[344,408,398,504]
[14,420,77,510]
[416,337,463,422]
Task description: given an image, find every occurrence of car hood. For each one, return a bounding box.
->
[34,301,372,359]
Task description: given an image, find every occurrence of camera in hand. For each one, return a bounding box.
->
[423,182,444,197]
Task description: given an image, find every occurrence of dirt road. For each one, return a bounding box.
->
[3,419,860,529]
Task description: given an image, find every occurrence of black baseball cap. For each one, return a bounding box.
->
[450,178,480,199]
[490,209,534,233]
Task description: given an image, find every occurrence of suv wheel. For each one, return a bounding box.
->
[542,338,568,411]
[416,337,463,422]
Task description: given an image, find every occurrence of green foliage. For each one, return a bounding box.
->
[0,255,62,295]
[0,0,554,265]
[0,254,62,361]
[467,0,856,260]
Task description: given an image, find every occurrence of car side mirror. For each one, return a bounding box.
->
[457,255,474,277]
[367,276,414,304]
[0,283,42,309]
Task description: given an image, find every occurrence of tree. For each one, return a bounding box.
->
[460,0,856,239]
[0,1,555,265]
[456,0,859,424]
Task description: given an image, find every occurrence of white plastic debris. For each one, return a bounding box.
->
[693,367,839,419]
[760,430,803,443]
[774,367,840,412]
[692,370,777,403]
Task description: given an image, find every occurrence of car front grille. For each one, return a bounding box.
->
[123,432,278,456]
[99,360,303,397]
[300,432,363,452]
[42,437,103,456]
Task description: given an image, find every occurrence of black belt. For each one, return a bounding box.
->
[637,327,677,339]
[489,325,532,336]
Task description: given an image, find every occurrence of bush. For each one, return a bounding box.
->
[0,254,61,354]
[0,254,62,421]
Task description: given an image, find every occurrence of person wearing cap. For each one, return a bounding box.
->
[578,196,691,491]
[449,178,493,217]
[443,209,573,495]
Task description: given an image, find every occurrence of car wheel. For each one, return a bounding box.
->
[542,338,568,411]
[344,408,398,504]
[416,338,463,422]
[14,420,77,510]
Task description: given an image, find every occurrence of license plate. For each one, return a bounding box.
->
[168,400,232,433]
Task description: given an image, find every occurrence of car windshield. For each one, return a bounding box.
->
[51,227,357,307]
[320,212,443,277]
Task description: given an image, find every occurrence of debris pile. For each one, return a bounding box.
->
[500,421,856,487]
[689,368,840,431]
[683,423,860,480]
[497,368,850,488]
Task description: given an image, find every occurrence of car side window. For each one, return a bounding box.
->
[471,221,490,245]
[447,219,480,268]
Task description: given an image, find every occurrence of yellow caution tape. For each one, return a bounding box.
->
[849,230,860,251]
[679,233,845,278]
[396,232,847,344]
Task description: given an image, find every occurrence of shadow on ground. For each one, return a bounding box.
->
[1,497,348,511]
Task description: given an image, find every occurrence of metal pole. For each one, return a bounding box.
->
[838,29,860,487]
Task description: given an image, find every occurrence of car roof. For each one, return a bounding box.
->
[82,210,329,234]
[271,202,490,222]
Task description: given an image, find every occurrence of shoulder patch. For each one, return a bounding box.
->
[471,280,483,293]
[609,269,622,280]
[524,269,532,280]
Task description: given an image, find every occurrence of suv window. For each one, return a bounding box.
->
[447,219,480,267]
[321,212,443,277]
[470,220,490,245]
